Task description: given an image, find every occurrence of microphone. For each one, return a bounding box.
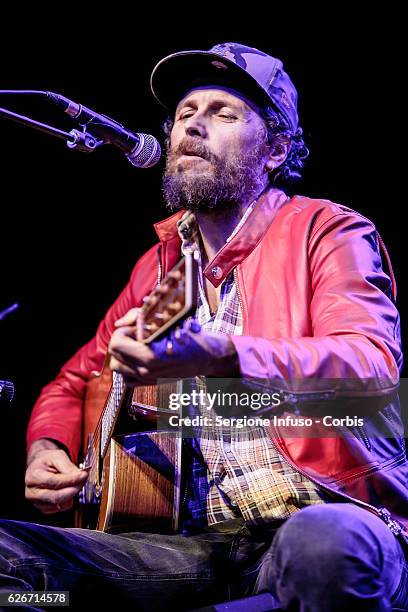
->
[46,92,161,168]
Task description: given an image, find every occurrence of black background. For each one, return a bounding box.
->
[0,11,404,522]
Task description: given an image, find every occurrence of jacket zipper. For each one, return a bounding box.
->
[355,424,371,451]
[272,429,404,535]
[233,267,246,323]
[377,507,405,535]
[157,245,162,288]
[233,264,405,537]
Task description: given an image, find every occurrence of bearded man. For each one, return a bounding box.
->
[1,43,407,611]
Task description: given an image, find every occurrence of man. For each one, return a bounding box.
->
[1,43,407,610]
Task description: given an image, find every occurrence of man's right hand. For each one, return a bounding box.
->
[25,439,89,514]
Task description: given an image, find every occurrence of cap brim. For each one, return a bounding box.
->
[150,50,274,114]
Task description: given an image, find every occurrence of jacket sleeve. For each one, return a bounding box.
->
[26,246,159,463]
[230,212,402,402]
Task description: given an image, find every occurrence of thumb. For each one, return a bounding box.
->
[48,451,86,477]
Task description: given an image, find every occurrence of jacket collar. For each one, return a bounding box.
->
[154,187,289,287]
[153,209,185,242]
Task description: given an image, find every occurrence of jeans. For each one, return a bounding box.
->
[1,503,408,611]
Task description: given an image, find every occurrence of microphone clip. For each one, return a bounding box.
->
[67,127,104,153]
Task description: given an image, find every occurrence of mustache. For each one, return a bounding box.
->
[170,138,216,163]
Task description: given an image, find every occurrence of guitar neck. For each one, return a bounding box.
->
[100,372,132,458]
[86,253,198,464]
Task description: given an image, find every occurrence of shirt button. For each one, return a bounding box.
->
[230,499,238,508]
[211,266,223,280]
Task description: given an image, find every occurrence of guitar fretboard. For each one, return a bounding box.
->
[101,371,126,456]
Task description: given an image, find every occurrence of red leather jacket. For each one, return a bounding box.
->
[27,187,407,536]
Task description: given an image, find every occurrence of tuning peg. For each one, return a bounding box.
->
[144,322,159,331]
[154,312,171,321]
[157,285,170,294]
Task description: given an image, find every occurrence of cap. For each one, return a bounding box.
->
[150,42,299,134]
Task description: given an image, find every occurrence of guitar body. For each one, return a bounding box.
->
[97,431,182,533]
[75,367,183,533]
[75,254,197,533]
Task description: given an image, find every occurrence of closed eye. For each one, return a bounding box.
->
[179,111,194,120]
[217,112,237,120]
[177,109,238,121]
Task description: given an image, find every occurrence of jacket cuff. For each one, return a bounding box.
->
[26,426,81,464]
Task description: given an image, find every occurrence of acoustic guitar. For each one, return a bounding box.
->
[75,253,197,534]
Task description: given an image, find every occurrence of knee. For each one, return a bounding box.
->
[272,504,382,580]
[257,505,395,609]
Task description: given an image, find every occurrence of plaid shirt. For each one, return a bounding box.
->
[177,209,329,530]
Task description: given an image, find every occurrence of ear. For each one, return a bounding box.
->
[265,136,291,172]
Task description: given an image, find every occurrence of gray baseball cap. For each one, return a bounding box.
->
[150,42,299,134]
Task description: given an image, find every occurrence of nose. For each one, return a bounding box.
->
[184,113,207,138]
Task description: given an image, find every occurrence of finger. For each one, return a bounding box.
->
[109,348,150,372]
[34,504,59,515]
[109,332,154,366]
[34,498,74,514]
[26,467,88,489]
[113,327,178,368]
[114,308,140,327]
[26,485,83,505]
[167,270,182,282]
[40,449,83,476]
[109,357,150,379]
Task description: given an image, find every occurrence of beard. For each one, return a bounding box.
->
[162,134,269,213]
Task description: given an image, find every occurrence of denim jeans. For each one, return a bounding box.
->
[1,503,408,611]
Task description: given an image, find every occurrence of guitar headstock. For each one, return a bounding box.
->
[137,253,198,344]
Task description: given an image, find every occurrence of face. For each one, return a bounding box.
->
[163,87,271,212]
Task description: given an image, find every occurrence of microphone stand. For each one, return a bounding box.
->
[0,92,105,412]
[0,303,18,407]
[0,303,19,322]
[0,106,103,153]
[0,90,162,168]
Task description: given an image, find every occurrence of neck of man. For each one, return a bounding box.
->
[196,182,268,265]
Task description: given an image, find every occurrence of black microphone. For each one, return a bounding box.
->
[46,92,161,168]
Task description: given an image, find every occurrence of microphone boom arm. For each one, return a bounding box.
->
[0,90,161,167]
[0,106,103,153]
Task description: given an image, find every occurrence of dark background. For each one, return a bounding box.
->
[0,12,404,522]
